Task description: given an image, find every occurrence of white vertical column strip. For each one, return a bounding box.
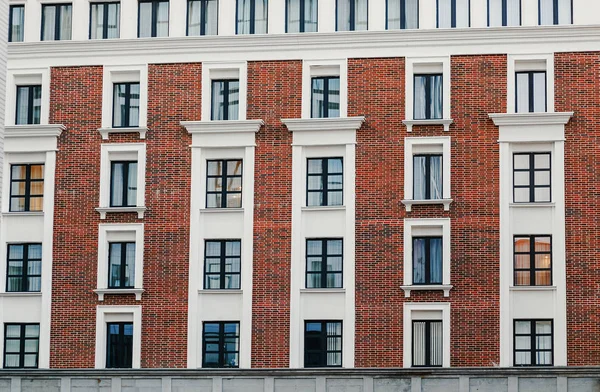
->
[289,143,303,368]
[120,0,138,39]
[268,0,285,34]
[170,0,187,37]
[521,0,538,26]
[219,0,236,35]
[420,0,437,29]
[553,140,567,366]
[498,141,511,366]
[24,0,41,42]
[344,142,356,368]
[369,0,386,31]
[71,0,88,41]
[318,0,335,32]
[470,0,487,28]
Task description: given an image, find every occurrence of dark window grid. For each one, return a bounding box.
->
[436,0,470,27]
[138,0,168,37]
[413,74,442,120]
[204,240,241,289]
[306,157,343,206]
[41,4,70,40]
[9,5,25,42]
[187,0,218,35]
[487,0,522,26]
[110,161,137,207]
[413,154,442,200]
[211,80,239,120]
[305,239,343,289]
[6,244,42,293]
[538,0,573,25]
[304,321,342,368]
[311,77,339,118]
[235,0,266,34]
[206,159,243,208]
[335,0,367,31]
[412,236,443,285]
[515,71,547,113]
[202,322,240,368]
[412,320,442,367]
[112,83,139,128]
[106,322,133,368]
[513,152,551,203]
[3,323,39,369]
[108,242,135,289]
[385,0,419,29]
[9,164,44,212]
[513,319,554,366]
[16,85,41,126]
[285,0,317,33]
[89,2,120,39]
[514,235,552,286]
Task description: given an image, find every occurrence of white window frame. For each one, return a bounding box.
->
[100,65,148,139]
[403,57,452,132]
[403,302,451,368]
[6,68,50,126]
[402,136,452,211]
[302,59,348,119]
[507,54,554,114]
[95,305,142,368]
[201,62,247,121]
[97,143,146,219]
[402,218,452,297]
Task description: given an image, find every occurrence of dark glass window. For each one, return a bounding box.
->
[539,0,571,25]
[488,0,520,26]
[106,322,133,368]
[386,0,418,29]
[307,158,343,207]
[437,0,469,28]
[10,164,44,212]
[113,83,140,127]
[110,161,138,207]
[414,74,442,120]
[311,77,340,118]
[90,2,120,39]
[9,5,25,42]
[15,85,41,125]
[513,152,551,203]
[514,236,551,286]
[108,242,135,288]
[412,320,442,367]
[514,319,553,366]
[516,71,546,113]
[202,322,240,368]
[3,324,39,368]
[236,0,267,34]
[336,0,367,31]
[304,321,342,367]
[138,0,169,37]
[286,0,317,33]
[413,237,443,285]
[204,240,241,289]
[187,0,218,35]
[413,155,442,200]
[206,160,243,208]
[6,244,42,292]
[41,4,72,40]
[211,80,239,120]
[306,239,343,289]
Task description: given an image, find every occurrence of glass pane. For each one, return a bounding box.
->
[206,258,221,273]
[60,4,72,40]
[430,321,443,366]
[413,238,426,284]
[534,187,550,202]
[514,171,529,186]
[515,336,531,349]
[536,321,552,334]
[107,3,120,38]
[328,158,343,173]
[514,236,530,252]
[405,0,419,28]
[224,352,239,367]
[558,0,571,24]
[514,254,530,269]
[109,244,122,287]
[412,321,426,366]
[516,73,530,113]
[254,0,268,34]
[307,257,322,273]
[28,260,42,275]
[437,0,451,28]
[30,197,44,211]
[8,244,23,260]
[8,261,23,276]
[306,240,321,256]
[211,81,225,120]
[31,165,44,179]
[488,0,502,26]
[515,321,531,334]
[91,4,103,39]
[111,162,124,206]
[7,277,23,291]
[536,336,552,350]
[237,0,251,34]
[515,351,531,365]
[413,156,427,199]
[327,337,342,351]
[11,165,27,180]
[227,160,242,176]
[29,182,44,196]
[204,353,218,366]
[5,340,20,353]
[10,198,26,212]
[305,0,318,32]
[6,325,22,338]
[414,76,426,119]
[205,241,221,257]
[327,240,343,255]
[307,176,323,190]
[188,0,202,35]
[206,275,220,288]
[156,1,170,37]
[127,162,138,205]
[514,154,530,170]
[207,161,223,176]
[327,322,342,335]
[206,194,220,208]
[538,351,552,365]
[535,237,551,252]
[224,323,239,335]
[129,84,140,127]
[430,238,443,284]
[16,87,29,125]
[455,0,469,27]
[24,354,38,367]
[42,6,56,40]
[205,0,218,35]
[207,177,222,192]
[534,171,550,186]
[307,192,322,206]
[431,75,443,119]
[328,175,343,190]
[24,339,39,352]
[226,193,242,208]
[10,6,25,42]
[514,188,530,203]
[539,0,553,25]
[227,178,242,192]
[225,274,240,289]
[534,154,550,169]
[328,191,343,206]
[327,273,342,288]
[306,273,320,288]
[227,80,240,120]
[515,271,530,286]
[327,257,342,272]
[308,159,322,174]
[535,270,551,285]
[533,72,546,112]
[225,258,240,273]
[430,155,443,199]
[328,77,341,118]
[225,241,241,256]
[355,0,368,30]
[336,0,351,31]
[139,2,153,37]
[311,78,325,118]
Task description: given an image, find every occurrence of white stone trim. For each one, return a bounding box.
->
[201,62,247,121]
[405,57,451,126]
[507,53,555,114]
[98,127,148,140]
[490,112,573,126]
[5,67,50,126]
[403,302,451,368]
[101,65,148,130]
[95,305,142,369]
[302,59,348,119]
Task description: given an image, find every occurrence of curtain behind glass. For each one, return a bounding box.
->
[328,78,340,118]
[228,80,240,120]
[91,4,104,39]
[16,87,29,125]
[205,0,218,34]
[42,6,56,40]
[127,162,138,206]
[305,0,318,31]
[106,3,120,38]
[189,0,218,36]
[109,243,121,287]
[156,1,169,37]
[431,74,443,119]
[413,238,425,284]
[533,72,546,112]
[355,0,368,30]
[211,81,224,120]
[387,0,400,29]
[336,0,351,30]
[287,0,301,32]
[414,76,426,119]
[413,321,425,366]
[413,156,426,199]
[139,2,153,37]
[455,0,469,27]
[437,0,451,27]
[111,163,124,206]
[430,321,443,366]
[254,0,268,33]
[429,238,442,284]
[558,0,571,24]
[11,6,25,42]
[188,0,202,35]
[237,0,251,33]
[539,0,553,24]
[113,84,125,126]
[129,84,140,126]
[506,0,520,26]
[430,155,442,199]
[488,0,501,26]
[389,0,418,29]
[405,0,418,28]
[516,73,529,113]
[125,243,136,287]
[311,78,324,118]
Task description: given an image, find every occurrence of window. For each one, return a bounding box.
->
[6,244,42,292]
[3,324,39,368]
[236,0,267,34]
[412,237,442,285]
[413,155,442,200]
[110,161,138,207]
[9,5,25,42]
[204,240,241,289]
[539,0,571,25]
[211,80,239,120]
[307,157,343,207]
[514,236,551,286]
[488,0,520,26]
[138,0,169,37]
[41,4,72,40]
[9,164,44,212]
[113,83,140,127]
[437,0,469,28]
[15,85,41,125]
[311,77,340,118]
[108,242,135,288]
[516,71,546,113]
[304,321,342,367]
[387,0,418,29]
[90,2,120,39]
[187,0,218,35]
[202,322,240,368]
[306,239,342,289]
[286,0,317,33]
[336,0,367,31]
[513,152,551,203]
[106,322,133,368]
[414,74,442,120]
[412,320,443,367]
[514,319,553,366]
[206,160,243,208]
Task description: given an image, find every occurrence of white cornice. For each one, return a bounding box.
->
[489,112,574,126]
[403,119,453,132]
[181,120,264,134]
[282,117,365,132]
[5,124,65,138]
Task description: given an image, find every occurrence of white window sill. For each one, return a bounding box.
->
[402,199,453,212]
[0,292,42,297]
[200,208,244,213]
[401,284,453,298]
[300,288,346,294]
[509,202,555,208]
[94,288,145,301]
[1,211,44,216]
[96,206,146,219]
[509,286,557,292]
[98,126,147,140]
[198,289,243,294]
[402,118,453,132]
[301,206,346,212]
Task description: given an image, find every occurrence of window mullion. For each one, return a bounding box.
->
[120,243,126,288]
[529,154,535,202]
[55,6,61,40]
[25,165,31,212]
[451,0,456,27]
[425,156,431,199]
[400,0,406,29]
[152,1,158,37]
[221,162,227,207]
[250,0,256,33]
[223,82,229,120]
[321,241,327,288]
[502,0,507,26]
[219,323,225,367]
[20,325,26,368]
[300,0,305,32]
[122,163,129,207]
[528,73,534,113]
[200,0,206,35]
[323,79,330,118]
[103,4,109,39]
[220,241,226,289]
[322,159,329,205]
[124,84,131,127]
[530,236,535,286]
[553,0,559,24]
[424,321,431,366]
[424,238,431,284]
[531,321,536,365]
[425,77,431,119]
[23,246,29,291]
[27,86,33,125]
